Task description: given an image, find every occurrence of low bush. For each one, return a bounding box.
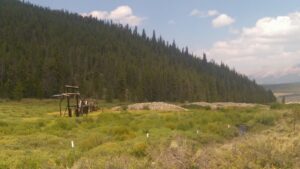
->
[165,122,176,130]
[270,103,284,109]
[108,126,136,141]
[15,157,41,169]
[53,119,77,130]
[177,121,194,131]
[142,105,150,110]
[0,120,8,127]
[182,104,211,110]
[121,105,128,111]
[255,113,276,126]
[79,133,105,151]
[131,142,148,157]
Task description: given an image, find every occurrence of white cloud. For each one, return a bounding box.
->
[190,9,235,28]
[189,9,219,18]
[81,5,144,26]
[189,9,205,17]
[208,10,219,17]
[212,14,235,28]
[206,12,300,83]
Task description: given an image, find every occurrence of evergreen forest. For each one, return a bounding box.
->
[0,0,275,103]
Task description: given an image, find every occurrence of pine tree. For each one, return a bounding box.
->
[203,53,207,63]
[12,81,24,100]
[142,29,147,40]
[152,30,156,42]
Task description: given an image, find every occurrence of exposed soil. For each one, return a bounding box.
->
[112,102,187,111]
[184,102,259,109]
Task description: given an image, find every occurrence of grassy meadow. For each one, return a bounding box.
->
[0,99,299,169]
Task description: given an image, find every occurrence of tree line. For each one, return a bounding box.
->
[0,0,275,103]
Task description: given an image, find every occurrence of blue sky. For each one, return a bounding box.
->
[26,0,300,84]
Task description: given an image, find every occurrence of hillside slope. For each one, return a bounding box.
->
[0,0,275,103]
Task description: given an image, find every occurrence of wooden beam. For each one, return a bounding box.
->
[61,92,80,96]
[65,85,79,89]
[53,93,80,97]
[52,94,64,98]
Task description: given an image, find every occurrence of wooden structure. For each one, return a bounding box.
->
[53,85,97,117]
[53,85,80,117]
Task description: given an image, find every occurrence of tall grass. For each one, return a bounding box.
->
[0,99,290,168]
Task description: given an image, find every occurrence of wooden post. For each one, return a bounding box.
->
[75,95,79,117]
[67,96,72,117]
[59,98,62,116]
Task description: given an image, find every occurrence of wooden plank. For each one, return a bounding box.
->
[52,94,64,97]
[61,92,80,96]
[65,85,79,89]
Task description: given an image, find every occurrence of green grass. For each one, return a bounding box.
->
[0,99,296,168]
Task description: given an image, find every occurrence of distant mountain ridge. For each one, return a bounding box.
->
[263,82,300,94]
[255,74,300,85]
[0,0,275,103]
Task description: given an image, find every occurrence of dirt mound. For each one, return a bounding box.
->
[112,102,187,111]
[184,102,258,109]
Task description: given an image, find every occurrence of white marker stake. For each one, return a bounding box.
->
[196,130,199,134]
[146,133,149,138]
[71,140,74,148]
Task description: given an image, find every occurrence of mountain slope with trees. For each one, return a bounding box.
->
[0,0,275,103]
